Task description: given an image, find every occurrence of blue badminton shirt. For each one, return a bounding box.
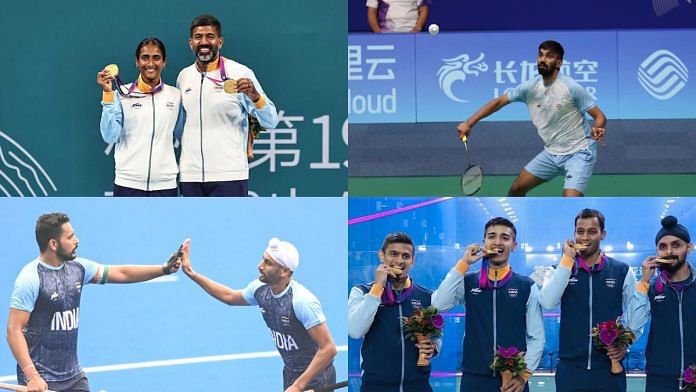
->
[10,258,100,383]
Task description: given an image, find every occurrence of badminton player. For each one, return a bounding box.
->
[97,38,183,197]
[6,213,181,392]
[456,40,607,197]
[180,238,338,391]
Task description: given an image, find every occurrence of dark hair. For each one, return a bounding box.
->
[575,208,605,231]
[36,213,70,252]
[539,40,564,60]
[381,232,414,253]
[190,14,222,37]
[484,217,517,239]
[135,38,167,60]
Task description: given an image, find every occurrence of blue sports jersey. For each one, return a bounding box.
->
[10,257,100,383]
[242,279,334,386]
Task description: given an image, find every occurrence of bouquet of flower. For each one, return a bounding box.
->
[246,115,266,159]
[401,306,444,366]
[490,346,527,388]
[680,364,696,391]
[591,317,635,374]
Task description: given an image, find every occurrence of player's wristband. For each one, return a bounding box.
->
[26,372,39,381]
[99,265,110,284]
[21,364,36,373]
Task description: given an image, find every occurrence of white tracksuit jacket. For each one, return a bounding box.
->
[177,57,279,182]
[100,81,183,191]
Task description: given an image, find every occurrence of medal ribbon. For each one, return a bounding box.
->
[478,258,513,289]
[381,278,414,305]
[572,253,607,276]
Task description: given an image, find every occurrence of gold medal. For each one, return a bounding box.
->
[223,79,237,94]
[105,64,119,77]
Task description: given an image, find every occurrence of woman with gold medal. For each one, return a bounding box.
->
[96,38,182,196]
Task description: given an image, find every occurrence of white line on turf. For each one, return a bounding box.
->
[0,345,348,381]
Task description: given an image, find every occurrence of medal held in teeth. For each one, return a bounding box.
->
[390,266,403,276]
[223,79,237,94]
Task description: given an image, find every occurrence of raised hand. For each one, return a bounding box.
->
[96,68,114,93]
[641,256,658,284]
[162,244,182,275]
[459,243,484,266]
[180,239,195,277]
[236,77,260,102]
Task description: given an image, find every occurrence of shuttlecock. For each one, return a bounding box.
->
[428,24,440,35]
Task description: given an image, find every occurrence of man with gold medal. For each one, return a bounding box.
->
[176,14,279,197]
[432,217,545,392]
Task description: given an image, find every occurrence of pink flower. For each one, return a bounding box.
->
[432,314,444,329]
[684,367,695,384]
[599,328,619,346]
[498,347,519,359]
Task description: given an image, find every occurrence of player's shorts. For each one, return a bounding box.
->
[283,363,336,390]
[36,373,90,392]
[524,143,597,193]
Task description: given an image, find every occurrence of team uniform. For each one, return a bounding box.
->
[507,74,598,193]
[628,263,696,391]
[242,279,335,390]
[100,77,183,196]
[348,278,437,392]
[177,56,279,196]
[539,254,639,391]
[432,263,545,391]
[10,257,106,391]
[366,0,431,32]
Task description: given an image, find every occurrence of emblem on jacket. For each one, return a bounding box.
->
[410,299,422,309]
[605,278,617,288]
[470,288,482,295]
[508,288,519,298]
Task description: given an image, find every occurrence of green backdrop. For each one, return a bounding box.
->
[0,0,346,196]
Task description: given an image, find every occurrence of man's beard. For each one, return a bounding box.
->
[661,257,686,275]
[388,272,408,283]
[537,63,554,76]
[195,45,219,63]
[56,244,77,262]
[259,271,280,285]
